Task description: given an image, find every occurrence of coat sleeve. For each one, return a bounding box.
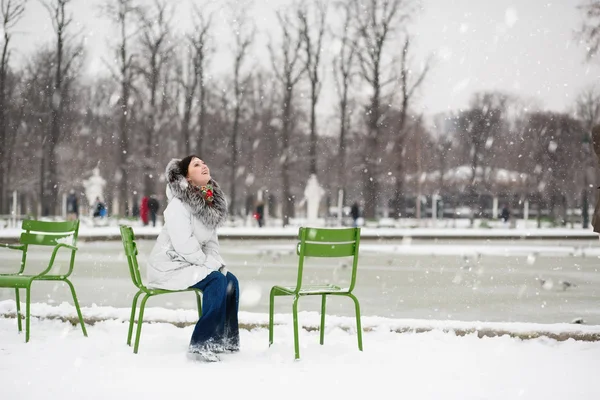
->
[203,230,226,266]
[164,199,222,271]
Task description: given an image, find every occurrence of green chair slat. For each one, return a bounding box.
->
[269,226,363,359]
[300,242,356,257]
[299,227,357,242]
[21,219,78,233]
[19,232,75,246]
[119,225,203,354]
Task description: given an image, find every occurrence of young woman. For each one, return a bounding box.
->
[147,155,239,362]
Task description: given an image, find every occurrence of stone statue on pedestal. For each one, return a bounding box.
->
[304,174,325,226]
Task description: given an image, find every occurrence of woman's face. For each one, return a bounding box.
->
[187,157,211,187]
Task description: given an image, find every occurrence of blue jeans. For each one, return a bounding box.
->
[189,271,239,352]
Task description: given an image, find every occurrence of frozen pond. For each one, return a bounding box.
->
[1,238,599,325]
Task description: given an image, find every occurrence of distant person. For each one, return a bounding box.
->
[500,205,510,223]
[66,190,79,220]
[148,195,160,227]
[140,196,149,226]
[255,201,265,228]
[350,202,360,227]
[132,201,140,218]
[93,197,106,218]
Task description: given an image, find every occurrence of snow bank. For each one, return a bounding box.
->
[2,300,599,341]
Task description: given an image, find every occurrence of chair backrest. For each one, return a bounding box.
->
[20,219,79,247]
[294,227,361,293]
[18,219,80,276]
[119,225,144,289]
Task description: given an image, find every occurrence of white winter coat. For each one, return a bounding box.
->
[146,159,228,290]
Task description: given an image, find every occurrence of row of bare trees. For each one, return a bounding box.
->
[0,0,597,227]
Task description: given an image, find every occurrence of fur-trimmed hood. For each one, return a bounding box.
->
[165,158,228,229]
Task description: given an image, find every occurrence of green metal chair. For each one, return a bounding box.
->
[119,225,203,354]
[268,227,363,359]
[0,219,87,342]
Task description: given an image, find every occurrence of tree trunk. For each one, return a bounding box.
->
[43,12,66,216]
[363,83,380,219]
[197,71,206,156]
[144,98,156,197]
[181,72,196,155]
[537,199,542,229]
[0,36,7,215]
[363,134,379,220]
[182,115,191,155]
[309,84,317,175]
[0,82,5,215]
[229,105,241,216]
[281,89,294,226]
[118,68,130,216]
[337,97,348,207]
[583,166,590,229]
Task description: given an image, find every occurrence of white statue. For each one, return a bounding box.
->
[304,174,325,225]
[83,167,107,207]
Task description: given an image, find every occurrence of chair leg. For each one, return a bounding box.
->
[15,289,22,333]
[320,294,326,345]
[133,294,151,354]
[268,288,276,346]
[127,291,143,346]
[195,291,202,319]
[25,285,31,343]
[65,279,88,337]
[292,295,300,360]
[348,293,363,351]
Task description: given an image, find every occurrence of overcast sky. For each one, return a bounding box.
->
[11,0,599,123]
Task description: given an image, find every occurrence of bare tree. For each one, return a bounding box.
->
[177,47,196,156]
[190,4,213,157]
[456,92,508,226]
[180,4,212,156]
[268,9,306,226]
[574,85,600,227]
[102,0,139,215]
[524,112,584,226]
[228,3,254,216]
[40,0,83,215]
[576,85,600,133]
[4,71,25,204]
[298,0,327,176]
[391,36,430,217]
[576,2,600,227]
[332,0,355,204]
[136,0,174,196]
[0,0,26,214]
[19,50,55,215]
[578,0,600,60]
[350,0,412,219]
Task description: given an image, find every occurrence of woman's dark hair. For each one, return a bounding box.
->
[179,155,199,177]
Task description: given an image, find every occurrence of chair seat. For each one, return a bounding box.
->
[273,284,349,295]
[143,287,201,295]
[0,274,64,288]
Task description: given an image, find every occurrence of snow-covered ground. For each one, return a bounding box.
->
[1,303,600,400]
[2,219,599,398]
